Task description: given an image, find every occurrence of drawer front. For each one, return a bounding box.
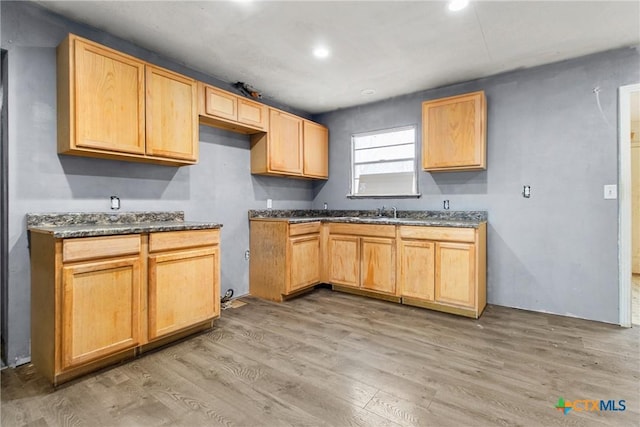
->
[399,226,475,243]
[289,221,321,236]
[63,235,141,262]
[329,223,396,238]
[149,229,220,253]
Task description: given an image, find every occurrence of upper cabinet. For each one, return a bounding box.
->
[422,90,486,172]
[57,34,198,166]
[303,120,329,179]
[250,108,328,179]
[199,83,267,133]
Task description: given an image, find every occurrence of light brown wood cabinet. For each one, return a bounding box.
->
[148,231,220,340]
[422,91,486,172]
[249,220,322,301]
[57,33,198,166]
[30,229,220,385]
[399,224,486,318]
[199,83,267,133]
[303,121,329,179]
[251,109,329,179]
[328,224,397,297]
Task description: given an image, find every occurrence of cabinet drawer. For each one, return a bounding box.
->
[329,223,395,238]
[149,229,219,253]
[399,226,475,243]
[63,235,141,262]
[289,222,321,236]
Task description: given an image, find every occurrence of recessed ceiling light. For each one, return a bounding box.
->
[448,0,469,12]
[313,46,330,59]
[361,89,376,96]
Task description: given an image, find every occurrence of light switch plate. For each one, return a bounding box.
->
[604,184,617,199]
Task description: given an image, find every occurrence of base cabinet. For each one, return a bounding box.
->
[289,234,321,293]
[328,224,397,296]
[399,224,486,318]
[148,246,219,340]
[30,229,220,385]
[250,220,322,301]
[399,240,435,301]
[328,235,360,287]
[61,256,141,370]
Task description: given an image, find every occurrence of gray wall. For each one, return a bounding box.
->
[312,47,640,324]
[1,1,314,366]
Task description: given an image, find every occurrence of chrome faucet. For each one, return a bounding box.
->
[391,206,397,219]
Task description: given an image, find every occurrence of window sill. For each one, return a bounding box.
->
[346,194,422,199]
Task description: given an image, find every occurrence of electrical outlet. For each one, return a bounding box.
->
[267,198,272,209]
[604,184,617,199]
[244,250,250,260]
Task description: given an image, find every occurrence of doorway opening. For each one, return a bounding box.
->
[1,49,7,366]
[618,83,640,327]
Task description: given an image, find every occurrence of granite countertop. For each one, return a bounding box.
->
[27,211,222,239]
[248,209,487,228]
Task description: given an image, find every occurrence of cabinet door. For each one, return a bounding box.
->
[61,257,141,370]
[145,65,198,162]
[238,98,267,131]
[361,237,396,294]
[435,242,475,307]
[269,110,303,174]
[288,234,321,293]
[303,121,329,178]
[329,235,360,288]
[148,247,219,340]
[422,91,486,171]
[400,239,435,301]
[204,85,237,121]
[74,38,145,154]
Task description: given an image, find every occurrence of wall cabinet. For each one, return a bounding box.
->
[328,224,397,297]
[251,109,329,179]
[30,229,220,385]
[303,121,329,179]
[199,83,267,133]
[57,33,198,166]
[399,224,486,318]
[422,91,486,172]
[250,220,322,301]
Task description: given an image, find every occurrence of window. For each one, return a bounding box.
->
[350,125,418,197]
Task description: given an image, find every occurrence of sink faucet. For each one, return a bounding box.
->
[391,206,397,219]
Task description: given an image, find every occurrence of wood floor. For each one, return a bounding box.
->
[2,288,639,427]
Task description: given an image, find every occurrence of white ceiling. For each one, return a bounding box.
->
[35,0,640,114]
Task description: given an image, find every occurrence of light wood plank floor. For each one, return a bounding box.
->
[2,288,639,427]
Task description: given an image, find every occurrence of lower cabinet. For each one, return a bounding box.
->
[399,239,435,301]
[328,224,397,297]
[148,246,219,340]
[61,256,141,370]
[289,234,321,293]
[250,220,322,301]
[249,219,487,319]
[30,229,220,385]
[328,235,360,287]
[399,224,486,318]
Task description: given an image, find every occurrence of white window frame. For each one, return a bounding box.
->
[348,125,420,198]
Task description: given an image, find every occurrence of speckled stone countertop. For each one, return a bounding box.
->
[248,209,487,228]
[27,211,222,238]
